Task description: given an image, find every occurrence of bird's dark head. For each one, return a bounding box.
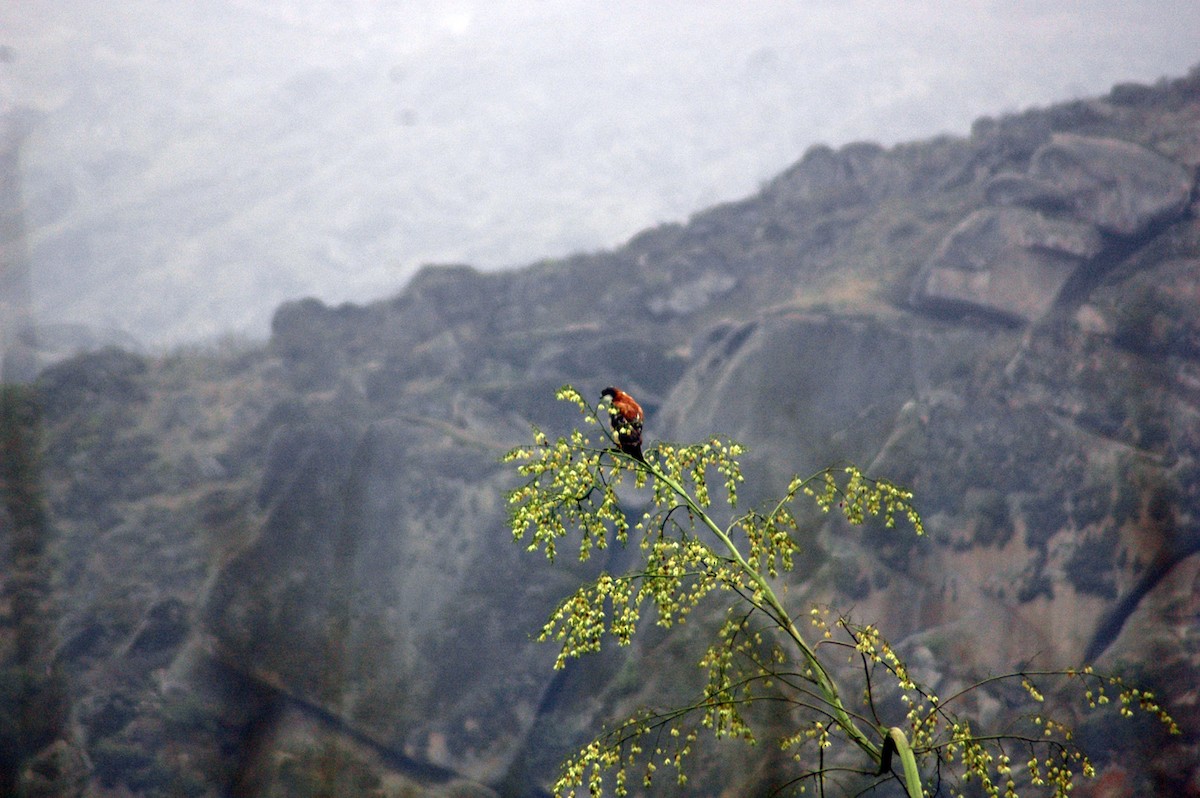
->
[600,387,617,401]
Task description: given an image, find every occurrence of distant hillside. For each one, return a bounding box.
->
[3,66,1199,796]
[9,1,1200,347]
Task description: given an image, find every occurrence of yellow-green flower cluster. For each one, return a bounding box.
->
[553,709,699,798]
[738,498,800,578]
[650,437,745,510]
[801,465,924,535]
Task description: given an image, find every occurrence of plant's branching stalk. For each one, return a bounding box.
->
[504,386,1179,798]
[643,459,884,764]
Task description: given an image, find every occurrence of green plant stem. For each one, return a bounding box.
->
[885,727,922,798]
[641,457,883,765]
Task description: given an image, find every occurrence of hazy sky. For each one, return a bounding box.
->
[3,1,1199,346]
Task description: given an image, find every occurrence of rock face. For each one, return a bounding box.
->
[1029,133,1193,235]
[4,68,1200,796]
[203,415,570,785]
[913,129,1195,324]
[914,206,1102,324]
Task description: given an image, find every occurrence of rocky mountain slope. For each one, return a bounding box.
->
[13,1,1198,348]
[2,67,1199,796]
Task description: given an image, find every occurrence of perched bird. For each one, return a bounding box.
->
[600,386,645,462]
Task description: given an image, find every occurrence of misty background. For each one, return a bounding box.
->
[3,0,1199,348]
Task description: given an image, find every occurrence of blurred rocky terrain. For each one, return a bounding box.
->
[2,67,1199,796]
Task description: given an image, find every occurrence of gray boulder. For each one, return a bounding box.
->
[1029,133,1193,236]
[910,206,1103,323]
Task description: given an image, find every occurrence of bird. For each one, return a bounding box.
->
[600,386,645,462]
